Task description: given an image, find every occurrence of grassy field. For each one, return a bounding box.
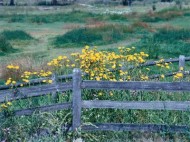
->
[1,2,190,141]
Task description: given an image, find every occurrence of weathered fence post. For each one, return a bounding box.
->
[51,73,58,102]
[179,55,185,71]
[72,68,82,131]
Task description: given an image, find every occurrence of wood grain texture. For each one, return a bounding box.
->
[0,82,72,103]
[15,102,71,116]
[81,123,189,133]
[0,74,73,90]
[83,100,190,110]
[72,68,82,131]
[82,81,190,91]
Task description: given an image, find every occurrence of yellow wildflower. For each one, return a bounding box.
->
[48,80,53,84]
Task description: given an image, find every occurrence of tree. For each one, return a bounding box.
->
[122,0,132,6]
[9,0,14,5]
[52,0,57,5]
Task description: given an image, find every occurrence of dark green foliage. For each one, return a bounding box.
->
[142,8,183,22]
[53,25,130,47]
[0,36,16,55]
[1,11,129,24]
[133,29,190,58]
[1,30,33,41]
[153,29,190,43]
[184,12,190,16]
[8,15,25,22]
[37,1,52,6]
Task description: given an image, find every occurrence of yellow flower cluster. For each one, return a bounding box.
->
[5,46,182,91]
[47,55,69,67]
[5,78,17,85]
[5,67,54,86]
[1,102,12,109]
[69,46,149,81]
[140,75,149,81]
[155,59,171,69]
[39,70,52,77]
[174,72,183,79]
[6,64,19,70]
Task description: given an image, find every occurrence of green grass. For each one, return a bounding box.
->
[141,7,185,23]
[1,30,33,41]
[53,24,132,48]
[132,28,190,59]
[0,36,17,56]
[0,11,129,24]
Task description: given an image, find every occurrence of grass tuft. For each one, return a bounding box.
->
[1,30,33,41]
[0,36,16,56]
[53,24,132,48]
[142,8,184,22]
[133,28,190,59]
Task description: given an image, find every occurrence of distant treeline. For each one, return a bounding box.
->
[0,0,175,6]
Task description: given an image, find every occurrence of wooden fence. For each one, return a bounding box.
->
[1,55,190,133]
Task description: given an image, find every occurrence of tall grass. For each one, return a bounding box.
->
[53,24,132,47]
[0,36,16,56]
[141,8,184,22]
[133,28,190,58]
[3,11,129,24]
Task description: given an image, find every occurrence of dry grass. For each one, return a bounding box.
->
[85,19,106,29]
[0,56,49,80]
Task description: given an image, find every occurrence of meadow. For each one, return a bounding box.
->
[1,1,190,141]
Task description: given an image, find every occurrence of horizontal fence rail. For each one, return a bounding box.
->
[0,74,73,90]
[15,102,72,116]
[128,55,190,70]
[81,123,190,133]
[82,101,190,111]
[0,82,72,103]
[82,81,190,91]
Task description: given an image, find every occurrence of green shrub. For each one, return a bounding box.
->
[132,29,190,59]
[1,30,33,41]
[53,24,130,48]
[0,36,16,55]
[153,29,190,43]
[8,15,25,23]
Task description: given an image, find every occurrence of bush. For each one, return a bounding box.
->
[132,28,190,58]
[0,36,16,55]
[53,24,131,48]
[1,30,33,41]
[153,28,190,43]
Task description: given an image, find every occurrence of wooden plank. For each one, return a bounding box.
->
[15,102,72,116]
[82,81,190,91]
[72,68,82,131]
[81,123,189,133]
[57,74,73,80]
[0,74,73,90]
[179,55,185,71]
[83,101,190,111]
[130,56,190,70]
[0,82,72,103]
[149,70,190,79]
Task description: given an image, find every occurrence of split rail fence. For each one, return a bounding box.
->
[0,55,190,133]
